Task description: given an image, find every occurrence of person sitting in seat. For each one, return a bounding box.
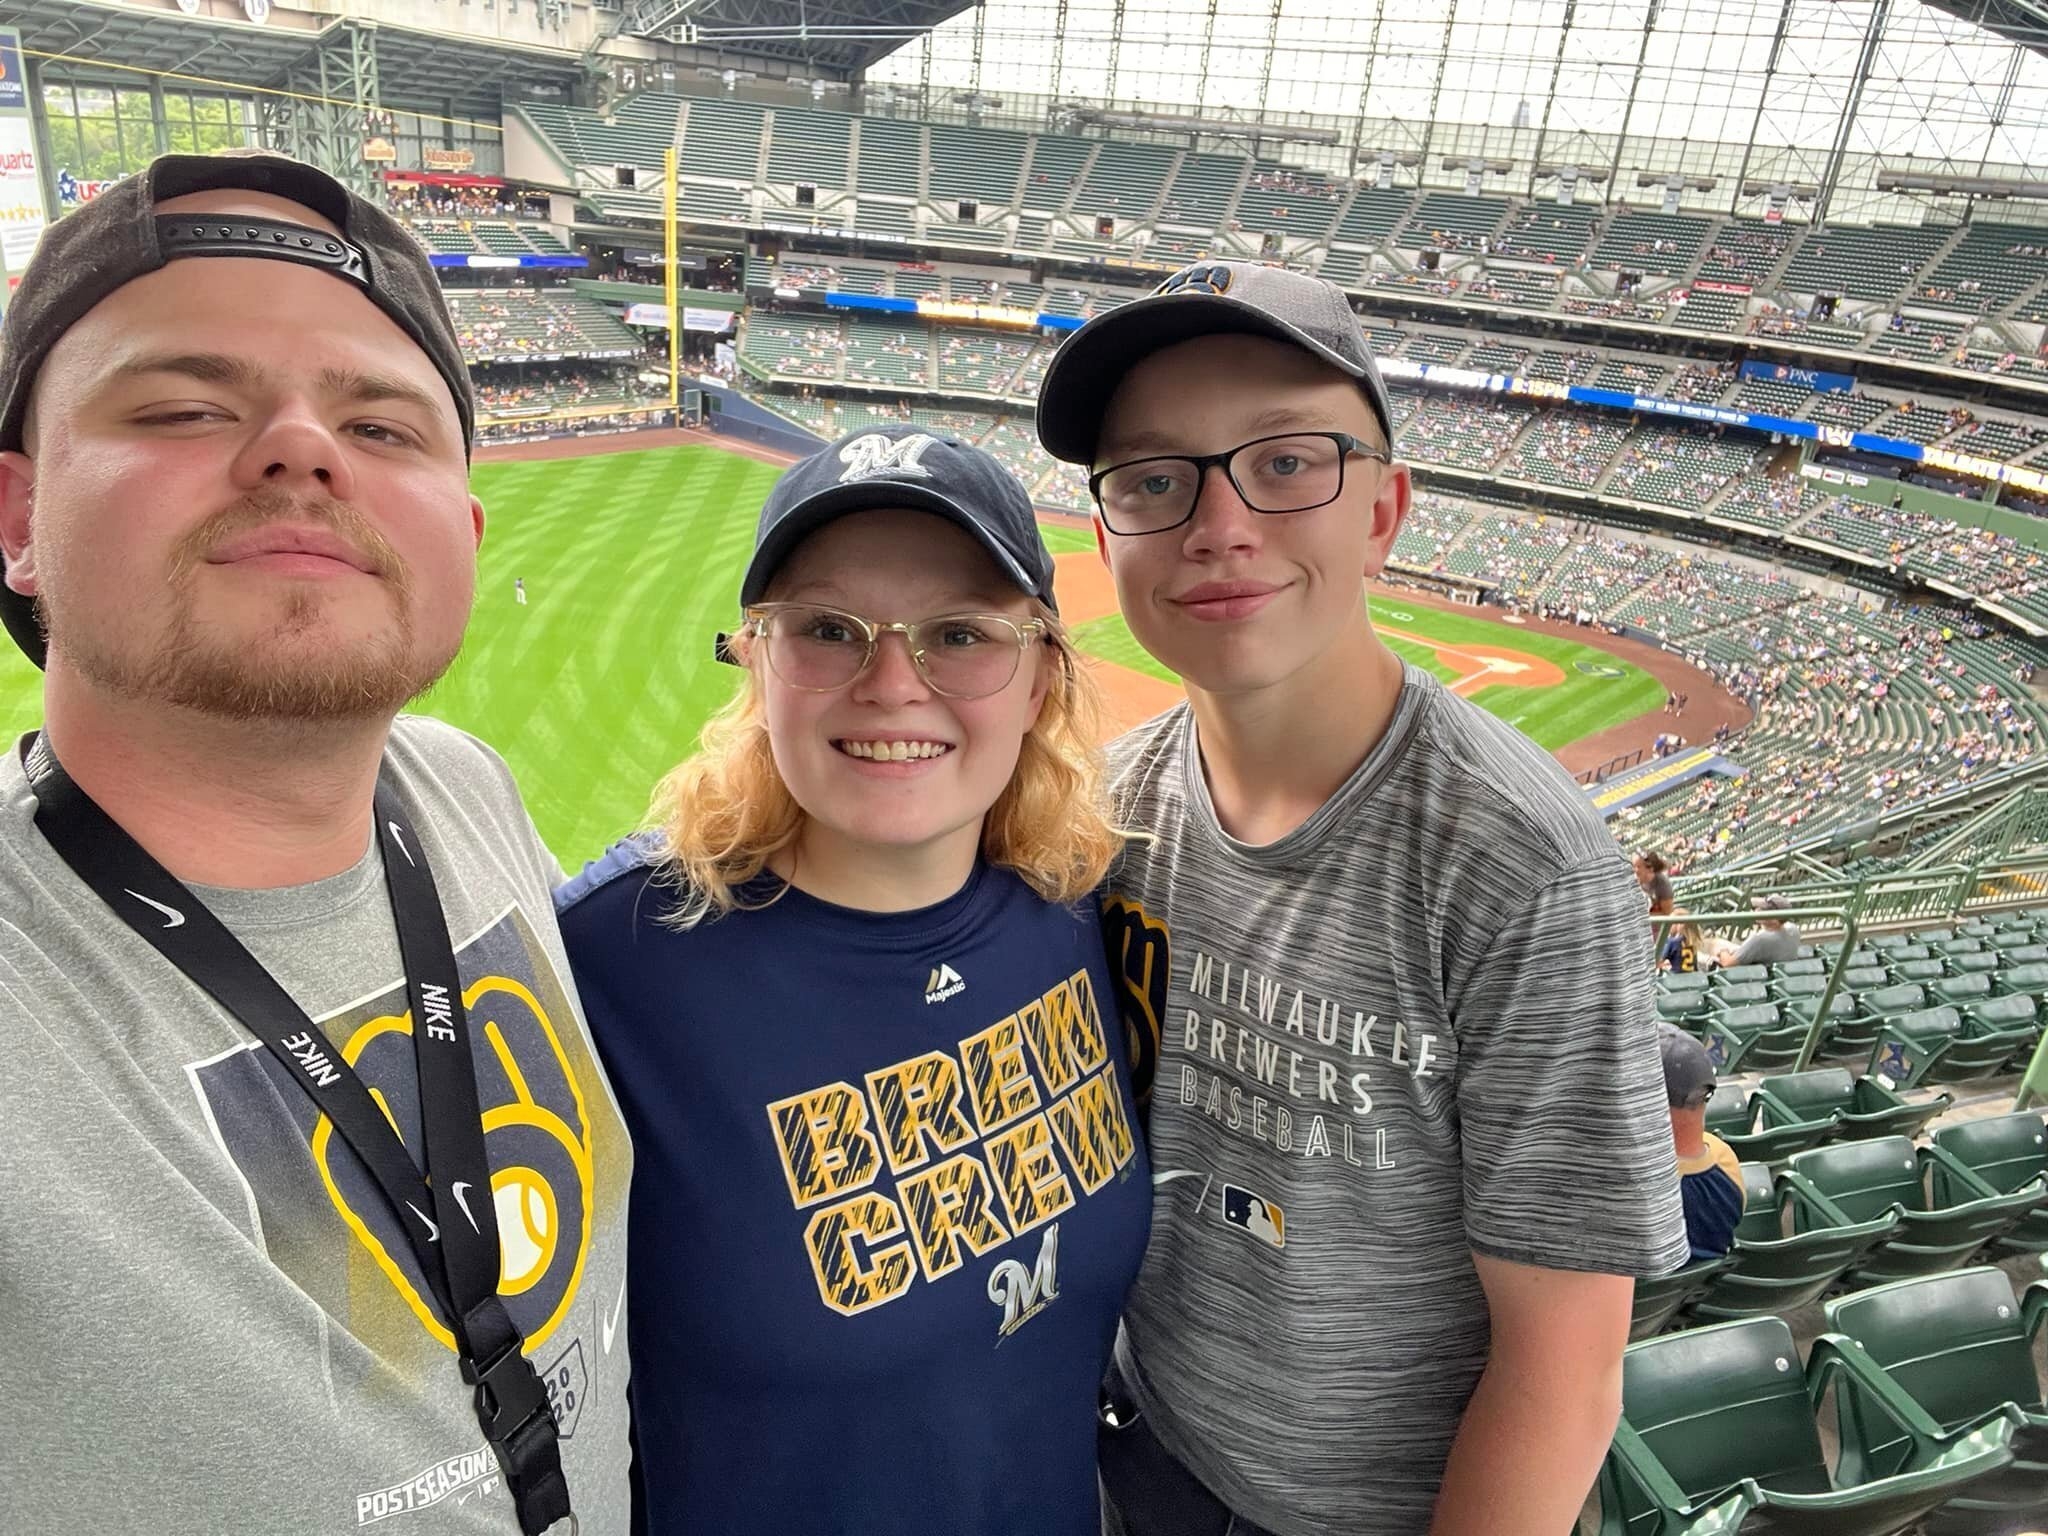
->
[1660,1023,1746,1262]
[1732,893,1801,966]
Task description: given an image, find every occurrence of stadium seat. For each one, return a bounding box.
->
[1869,1006,2034,1089]
[1629,1258,1732,1342]
[1928,973,1995,1008]
[1785,1136,2048,1287]
[1994,961,2048,997]
[1596,1315,2014,1536]
[1657,992,1710,1026]
[1772,974,1833,1006]
[1690,1163,1897,1324]
[1841,966,1894,993]
[1712,965,1771,988]
[1996,944,2048,966]
[1870,935,1916,952]
[1705,1082,1755,1139]
[1891,959,1947,986]
[1959,993,2041,1067]
[1708,982,1773,1011]
[1754,1068,1949,1145]
[1931,1112,2048,1255]
[1944,952,2001,978]
[1821,1268,2047,1536]
[1660,972,1713,996]
[1934,937,1986,959]
[1956,921,1999,939]
[1702,1005,1802,1073]
[1774,957,1830,979]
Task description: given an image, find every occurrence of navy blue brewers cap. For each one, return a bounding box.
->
[1035,259,1397,465]
[0,151,472,669]
[1657,1022,1718,1110]
[736,425,1057,612]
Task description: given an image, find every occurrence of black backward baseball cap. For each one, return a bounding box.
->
[1036,260,1397,465]
[0,151,473,669]
[735,425,1057,617]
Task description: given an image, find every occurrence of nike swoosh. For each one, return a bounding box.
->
[124,889,186,929]
[601,1276,628,1355]
[387,821,415,867]
[406,1201,440,1243]
[450,1180,481,1233]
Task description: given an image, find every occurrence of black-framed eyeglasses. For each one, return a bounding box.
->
[737,602,1050,700]
[1090,431,1390,536]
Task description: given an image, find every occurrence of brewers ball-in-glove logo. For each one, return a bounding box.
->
[190,908,598,1355]
[1100,895,1168,1109]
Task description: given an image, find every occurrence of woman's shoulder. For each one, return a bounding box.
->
[554,831,668,932]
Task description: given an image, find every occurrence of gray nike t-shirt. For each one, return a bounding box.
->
[0,715,634,1535]
[1099,666,1688,1536]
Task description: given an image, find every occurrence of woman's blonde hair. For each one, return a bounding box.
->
[649,602,1120,924]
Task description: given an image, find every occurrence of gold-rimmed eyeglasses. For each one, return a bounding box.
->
[739,602,1050,700]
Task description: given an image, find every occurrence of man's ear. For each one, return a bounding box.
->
[470,494,487,550]
[1095,514,1110,568]
[0,451,40,597]
[1360,461,1413,581]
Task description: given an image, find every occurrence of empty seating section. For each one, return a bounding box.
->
[522,93,676,178]
[1012,213,1052,253]
[1592,358,1672,393]
[679,98,765,181]
[1334,189,1414,245]
[1780,222,1950,301]
[1235,162,1344,239]
[740,313,843,380]
[1494,201,1600,264]
[1159,152,1241,230]
[1463,341,1529,374]
[1404,193,1509,250]
[1076,140,1175,221]
[854,200,918,243]
[765,107,851,188]
[1671,287,1747,332]
[929,123,1025,205]
[1697,220,1793,286]
[844,318,931,387]
[855,117,925,195]
[1728,377,1810,417]
[1947,417,2047,463]
[1314,247,1367,285]
[1020,136,1092,208]
[1510,414,1633,491]
[1593,209,1712,275]
[1918,221,2039,313]
[1608,431,1764,510]
[679,183,751,224]
[1805,390,1892,430]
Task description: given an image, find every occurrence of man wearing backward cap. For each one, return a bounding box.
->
[0,153,632,1534]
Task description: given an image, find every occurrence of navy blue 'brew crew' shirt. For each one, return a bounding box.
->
[556,838,1150,1536]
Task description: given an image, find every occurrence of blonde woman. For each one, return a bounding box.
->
[556,427,1150,1536]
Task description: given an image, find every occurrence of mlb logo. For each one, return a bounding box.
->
[1220,1185,1285,1248]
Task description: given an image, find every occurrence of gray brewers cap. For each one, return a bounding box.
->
[0,151,473,669]
[736,425,1057,612]
[1035,260,1397,465]
[1658,1022,1718,1110]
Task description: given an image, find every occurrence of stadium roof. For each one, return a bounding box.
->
[2,0,588,121]
[1932,0,2048,54]
[611,0,974,72]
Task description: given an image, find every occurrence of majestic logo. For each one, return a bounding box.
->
[925,962,966,1005]
[988,1222,1060,1337]
[1220,1184,1285,1248]
[1101,895,1169,1107]
[1154,262,1234,298]
[126,888,187,929]
[837,432,937,484]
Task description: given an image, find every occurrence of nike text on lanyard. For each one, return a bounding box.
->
[25,738,572,1536]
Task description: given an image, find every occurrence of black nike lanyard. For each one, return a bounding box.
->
[25,737,572,1536]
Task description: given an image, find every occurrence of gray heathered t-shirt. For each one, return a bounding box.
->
[1734,923,1802,967]
[1099,665,1689,1536]
[0,716,634,1535]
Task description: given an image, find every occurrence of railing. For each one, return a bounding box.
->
[1575,746,1648,785]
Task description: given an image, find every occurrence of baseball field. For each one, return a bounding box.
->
[0,443,1667,868]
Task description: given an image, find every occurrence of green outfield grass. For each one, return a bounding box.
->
[0,444,1661,867]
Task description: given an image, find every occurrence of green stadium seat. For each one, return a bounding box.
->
[1934,937,1986,959]
[1754,1068,1949,1145]
[1657,992,1710,1026]
[1773,974,1832,1005]
[1994,961,2048,997]
[1596,1315,2014,1536]
[1821,1269,2047,1536]
[1708,982,1773,1010]
[1928,973,1995,1008]
[1932,1112,2048,1255]
[1786,1136,2048,1287]
[1704,1082,1754,1139]
[1870,934,1916,952]
[1629,1257,1732,1342]
[1659,972,1713,996]
[1844,950,1885,970]
[1712,965,1771,988]
[1774,957,1829,978]
[1957,921,1999,939]
[1870,1006,2034,1089]
[1891,959,1947,986]
[1691,1163,1897,1324]
[1959,993,2040,1066]
[1997,942,2048,964]
[1702,1004,1797,1073]
[1944,952,2001,977]
[1841,966,1894,993]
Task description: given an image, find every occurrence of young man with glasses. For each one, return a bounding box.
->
[1037,262,1687,1536]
